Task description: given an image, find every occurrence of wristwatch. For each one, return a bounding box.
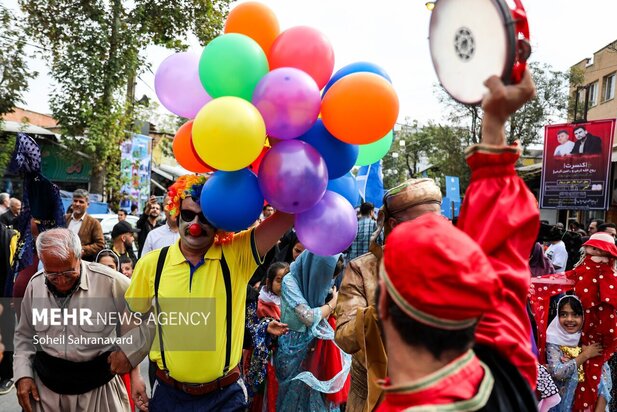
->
[326,302,335,312]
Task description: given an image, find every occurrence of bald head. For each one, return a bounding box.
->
[9,198,21,216]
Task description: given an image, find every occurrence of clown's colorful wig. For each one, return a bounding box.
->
[166,175,206,218]
[166,174,233,244]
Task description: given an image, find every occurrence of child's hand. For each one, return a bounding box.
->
[267,320,289,337]
[581,342,603,360]
[328,287,339,309]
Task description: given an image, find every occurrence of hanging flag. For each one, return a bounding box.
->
[445,175,461,202]
[356,164,369,202]
[357,160,385,208]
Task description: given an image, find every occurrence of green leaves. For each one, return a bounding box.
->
[383,120,470,193]
[0,6,37,117]
[436,62,570,151]
[18,0,230,197]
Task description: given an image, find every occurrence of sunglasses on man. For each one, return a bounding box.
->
[180,209,215,227]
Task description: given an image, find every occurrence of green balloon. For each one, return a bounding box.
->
[355,130,393,166]
[199,33,269,101]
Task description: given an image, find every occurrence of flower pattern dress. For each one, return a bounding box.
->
[245,300,273,398]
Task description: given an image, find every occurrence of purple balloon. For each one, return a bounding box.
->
[155,52,212,118]
[295,191,358,256]
[258,140,328,213]
[252,68,321,140]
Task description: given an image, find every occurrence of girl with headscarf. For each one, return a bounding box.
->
[95,249,120,271]
[545,295,611,412]
[275,251,351,411]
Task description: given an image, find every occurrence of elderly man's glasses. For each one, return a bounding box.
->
[180,209,211,226]
[44,269,78,280]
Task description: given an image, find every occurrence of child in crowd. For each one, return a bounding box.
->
[95,249,120,271]
[546,295,611,412]
[119,255,134,278]
[258,262,289,320]
[246,262,290,412]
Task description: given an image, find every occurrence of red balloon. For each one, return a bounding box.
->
[248,147,270,175]
[173,121,215,173]
[268,26,335,90]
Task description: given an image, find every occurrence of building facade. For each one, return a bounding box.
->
[568,41,617,223]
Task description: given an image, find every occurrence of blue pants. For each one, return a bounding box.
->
[150,377,248,412]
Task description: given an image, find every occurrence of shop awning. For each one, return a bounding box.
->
[2,121,58,137]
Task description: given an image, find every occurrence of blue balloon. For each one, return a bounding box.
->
[201,169,264,232]
[327,172,359,207]
[322,61,392,97]
[299,119,359,180]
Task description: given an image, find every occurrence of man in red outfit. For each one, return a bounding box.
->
[375,70,539,411]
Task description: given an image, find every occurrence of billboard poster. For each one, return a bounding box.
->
[540,119,615,210]
[119,134,152,213]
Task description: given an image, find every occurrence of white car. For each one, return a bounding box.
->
[90,214,140,246]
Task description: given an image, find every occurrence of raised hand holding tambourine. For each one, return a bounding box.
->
[429,0,531,105]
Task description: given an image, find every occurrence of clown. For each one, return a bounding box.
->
[110,174,294,411]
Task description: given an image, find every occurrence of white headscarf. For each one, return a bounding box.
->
[546,295,583,347]
[258,287,281,306]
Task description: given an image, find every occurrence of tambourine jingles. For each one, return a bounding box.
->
[429,0,531,105]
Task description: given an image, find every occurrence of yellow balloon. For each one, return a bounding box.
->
[192,97,266,171]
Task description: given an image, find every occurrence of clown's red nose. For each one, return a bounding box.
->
[188,224,202,237]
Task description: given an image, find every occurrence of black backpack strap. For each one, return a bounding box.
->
[154,246,170,370]
[220,250,232,375]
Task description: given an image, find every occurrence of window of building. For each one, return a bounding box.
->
[589,81,598,106]
[577,88,585,104]
[602,72,615,102]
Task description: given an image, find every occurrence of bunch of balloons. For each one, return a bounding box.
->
[154,1,399,256]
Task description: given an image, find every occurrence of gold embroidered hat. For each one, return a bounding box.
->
[383,178,442,216]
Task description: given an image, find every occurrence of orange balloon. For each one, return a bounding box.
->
[321,72,399,145]
[173,121,215,173]
[224,2,280,55]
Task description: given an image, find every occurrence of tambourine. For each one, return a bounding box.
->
[429,0,531,105]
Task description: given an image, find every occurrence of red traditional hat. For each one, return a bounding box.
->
[583,232,617,258]
[381,213,503,330]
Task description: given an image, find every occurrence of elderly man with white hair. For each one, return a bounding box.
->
[0,193,10,215]
[13,228,147,412]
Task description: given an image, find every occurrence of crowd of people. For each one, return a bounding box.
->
[0,70,611,412]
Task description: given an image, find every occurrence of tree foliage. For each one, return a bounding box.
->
[383,119,469,192]
[0,6,35,176]
[0,5,37,117]
[384,62,572,195]
[435,62,570,150]
[19,0,230,196]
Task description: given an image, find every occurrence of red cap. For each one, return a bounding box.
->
[583,232,617,258]
[382,213,503,330]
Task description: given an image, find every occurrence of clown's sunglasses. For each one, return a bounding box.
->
[180,209,212,226]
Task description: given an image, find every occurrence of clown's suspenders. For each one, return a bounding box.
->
[154,246,233,374]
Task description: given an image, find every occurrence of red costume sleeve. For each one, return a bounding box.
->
[457,144,539,390]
